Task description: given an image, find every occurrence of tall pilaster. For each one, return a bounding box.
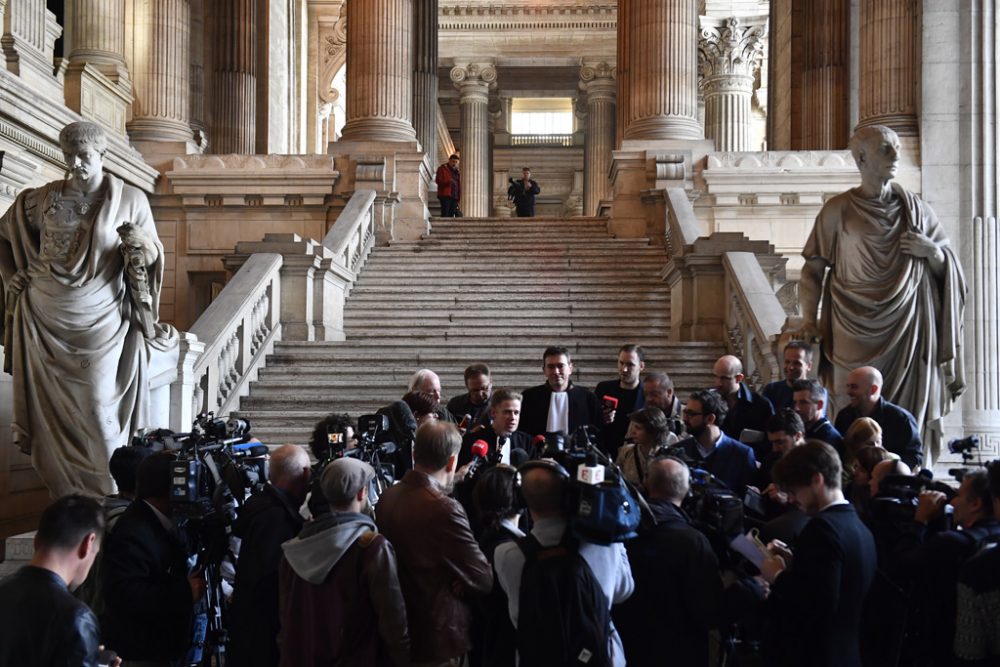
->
[341,0,416,142]
[857,0,918,135]
[451,63,495,218]
[580,62,616,216]
[1,0,62,94]
[698,17,765,152]
[412,0,438,159]
[127,0,192,144]
[619,0,702,141]
[188,0,207,149]
[799,0,850,149]
[65,0,129,83]
[210,0,256,154]
[615,0,631,148]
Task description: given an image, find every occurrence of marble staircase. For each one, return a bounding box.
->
[234,216,724,446]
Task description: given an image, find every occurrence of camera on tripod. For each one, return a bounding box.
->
[319,413,398,506]
[871,472,957,526]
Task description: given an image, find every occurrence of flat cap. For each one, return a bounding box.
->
[320,457,375,506]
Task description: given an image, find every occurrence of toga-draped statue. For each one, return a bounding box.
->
[793,125,967,462]
[0,121,176,498]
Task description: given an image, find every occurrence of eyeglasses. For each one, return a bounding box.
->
[682,409,704,417]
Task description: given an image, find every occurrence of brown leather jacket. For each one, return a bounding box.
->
[376,469,493,662]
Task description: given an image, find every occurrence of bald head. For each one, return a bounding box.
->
[520,465,568,517]
[713,355,745,397]
[268,445,311,500]
[646,457,690,506]
[846,366,884,413]
[869,457,911,498]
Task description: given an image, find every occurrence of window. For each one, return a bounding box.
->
[511,98,574,135]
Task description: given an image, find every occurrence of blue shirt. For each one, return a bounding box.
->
[679,431,758,493]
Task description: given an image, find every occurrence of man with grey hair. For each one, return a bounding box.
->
[230,444,311,667]
[279,457,410,666]
[408,368,456,423]
[378,422,492,665]
[792,124,966,461]
[0,120,176,497]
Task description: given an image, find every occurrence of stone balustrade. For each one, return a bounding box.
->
[175,253,282,430]
[723,251,787,388]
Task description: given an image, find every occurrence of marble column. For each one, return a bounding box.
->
[451,63,495,218]
[1,0,61,93]
[412,0,438,158]
[800,0,850,149]
[188,0,207,149]
[210,0,256,154]
[126,0,192,143]
[619,0,702,141]
[615,0,631,148]
[580,62,616,216]
[65,0,129,82]
[698,18,766,152]
[857,0,918,135]
[341,0,416,142]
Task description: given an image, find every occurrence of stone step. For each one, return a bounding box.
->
[349,284,665,296]
[271,339,718,352]
[342,306,668,319]
[344,294,670,306]
[371,248,665,259]
[361,261,667,272]
[388,238,653,248]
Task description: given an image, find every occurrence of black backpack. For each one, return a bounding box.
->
[516,531,613,667]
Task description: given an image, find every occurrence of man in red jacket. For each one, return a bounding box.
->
[435,154,461,217]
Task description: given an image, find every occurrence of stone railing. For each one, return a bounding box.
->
[168,189,380,428]
[723,251,787,388]
[510,134,575,147]
[171,253,282,430]
[663,187,702,254]
[323,188,377,275]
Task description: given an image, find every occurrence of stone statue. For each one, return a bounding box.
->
[0,121,176,498]
[792,124,967,461]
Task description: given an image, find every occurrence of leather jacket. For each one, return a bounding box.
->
[0,565,100,666]
[376,469,493,662]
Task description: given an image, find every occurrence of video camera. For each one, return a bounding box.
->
[314,413,398,506]
[871,471,957,527]
[535,426,643,544]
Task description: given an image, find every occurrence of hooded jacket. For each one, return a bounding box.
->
[278,512,410,666]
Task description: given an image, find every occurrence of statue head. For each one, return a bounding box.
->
[849,125,900,185]
[59,122,107,190]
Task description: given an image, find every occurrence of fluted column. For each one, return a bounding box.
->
[857,0,918,135]
[188,0,206,148]
[126,0,192,143]
[699,18,765,152]
[65,0,128,82]
[341,0,416,142]
[615,0,631,148]
[451,63,495,218]
[800,0,850,149]
[210,0,256,154]
[619,0,702,141]
[412,0,438,157]
[580,62,616,216]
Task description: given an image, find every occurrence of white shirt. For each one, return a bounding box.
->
[546,391,570,434]
[498,435,511,465]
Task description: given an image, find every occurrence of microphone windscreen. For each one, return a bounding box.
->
[471,440,490,457]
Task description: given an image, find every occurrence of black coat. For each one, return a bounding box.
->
[100,500,193,662]
[614,500,725,667]
[834,398,923,468]
[765,503,876,667]
[519,383,603,440]
[229,485,306,667]
[0,566,101,667]
[459,425,533,467]
[720,383,775,460]
[593,379,645,459]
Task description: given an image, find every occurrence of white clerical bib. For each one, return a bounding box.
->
[546,391,570,434]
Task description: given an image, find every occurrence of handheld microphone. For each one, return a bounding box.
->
[494,436,511,464]
[510,447,530,467]
[467,439,490,478]
[531,434,548,455]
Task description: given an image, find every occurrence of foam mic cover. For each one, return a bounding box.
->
[471,440,490,459]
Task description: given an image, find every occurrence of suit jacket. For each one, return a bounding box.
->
[0,565,101,667]
[376,470,493,662]
[519,383,603,440]
[594,379,646,458]
[100,500,194,662]
[458,425,532,467]
[229,484,305,667]
[720,383,775,460]
[766,503,876,667]
[678,432,757,493]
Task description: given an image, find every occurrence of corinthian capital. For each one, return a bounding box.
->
[698,17,766,79]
